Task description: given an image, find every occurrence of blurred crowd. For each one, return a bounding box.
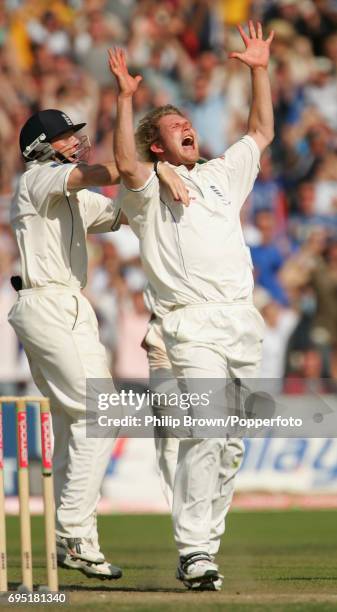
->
[0,0,337,394]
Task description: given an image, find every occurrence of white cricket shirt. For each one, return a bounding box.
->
[11,160,121,289]
[118,135,260,309]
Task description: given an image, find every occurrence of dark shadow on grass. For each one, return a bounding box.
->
[8,582,187,594]
[61,584,187,593]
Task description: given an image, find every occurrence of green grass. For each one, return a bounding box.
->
[2,510,337,610]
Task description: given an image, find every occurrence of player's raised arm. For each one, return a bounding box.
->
[108,47,151,189]
[108,48,190,205]
[229,21,274,153]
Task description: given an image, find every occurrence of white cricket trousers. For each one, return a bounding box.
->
[8,286,115,540]
[146,318,245,558]
[151,374,243,558]
[162,301,264,556]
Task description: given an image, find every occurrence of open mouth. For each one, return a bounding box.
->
[181,135,194,148]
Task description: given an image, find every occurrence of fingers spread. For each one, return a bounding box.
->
[228,52,243,61]
[237,24,249,46]
[107,48,114,65]
[266,29,275,44]
[108,47,126,71]
[248,20,256,39]
[118,47,125,66]
[108,48,120,72]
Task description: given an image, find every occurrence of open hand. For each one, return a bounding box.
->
[108,47,142,97]
[229,21,274,69]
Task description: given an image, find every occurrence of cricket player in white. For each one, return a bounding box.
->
[8,109,188,580]
[109,20,274,590]
[144,311,244,591]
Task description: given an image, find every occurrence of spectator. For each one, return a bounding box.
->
[284,348,334,394]
[115,272,150,383]
[250,210,289,305]
[26,10,71,57]
[304,56,337,130]
[185,71,229,157]
[249,151,287,228]
[310,240,337,377]
[255,289,298,382]
[289,181,337,244]
[76,10,121,86]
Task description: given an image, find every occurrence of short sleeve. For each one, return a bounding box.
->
[115,172,159,236]
[208,135,260,209]
[81,190,122,234]
[28,162,77,211]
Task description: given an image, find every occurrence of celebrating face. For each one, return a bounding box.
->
[150,114,200,168]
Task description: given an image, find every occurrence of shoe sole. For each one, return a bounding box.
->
[79,564,123,581]
[57,557,122,580]
[180,569,219,586]
[190,579,222,591]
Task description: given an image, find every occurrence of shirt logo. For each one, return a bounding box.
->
[210,185,231,206]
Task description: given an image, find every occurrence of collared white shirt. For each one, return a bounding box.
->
[11,160,121,289]
[118,135,260,309]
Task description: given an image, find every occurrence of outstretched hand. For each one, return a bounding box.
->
[229,21,274,69]
[108,47,142,97]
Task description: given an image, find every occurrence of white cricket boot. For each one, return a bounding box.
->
[176,552,221,590]
[56,536,122,580]
[57,536,105,563]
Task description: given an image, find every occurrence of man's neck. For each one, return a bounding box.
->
[157,155,196,171]
[167,161,196,171]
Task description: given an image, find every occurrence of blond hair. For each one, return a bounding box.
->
[135,105,185,162]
